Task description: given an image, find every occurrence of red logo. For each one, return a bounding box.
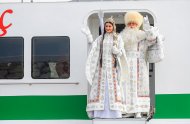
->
[0,9,13,37]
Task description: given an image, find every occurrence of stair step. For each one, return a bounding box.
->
[93,118,147,124]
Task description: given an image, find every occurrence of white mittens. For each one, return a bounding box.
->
[143,15,151,31]
[143,15,160,45]
[81,26,93,43]
[112,45,121,56]
[146,26,159,46]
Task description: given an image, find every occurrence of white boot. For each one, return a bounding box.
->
[135,112,142,118]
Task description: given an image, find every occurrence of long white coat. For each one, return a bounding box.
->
[86,33,127,115]
[120,28,164,114]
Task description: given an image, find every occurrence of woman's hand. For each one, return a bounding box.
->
[112,45,122,57]
[81,26,93,43]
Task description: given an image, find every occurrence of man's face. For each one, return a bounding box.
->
[127,22,138,29]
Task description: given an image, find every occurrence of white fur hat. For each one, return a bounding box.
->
[124,11,143,28]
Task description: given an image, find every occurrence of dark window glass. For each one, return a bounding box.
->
[32,36,70,79]
[0,37,24,79]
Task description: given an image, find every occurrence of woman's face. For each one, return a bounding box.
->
[105,22,114,33]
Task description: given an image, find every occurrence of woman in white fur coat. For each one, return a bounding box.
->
[84,17,127,119]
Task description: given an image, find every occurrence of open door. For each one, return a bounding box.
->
[86,10,155,121]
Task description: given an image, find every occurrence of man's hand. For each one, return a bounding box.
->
[143,15,151,31]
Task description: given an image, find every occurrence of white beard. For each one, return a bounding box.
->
[120,27,146,50]
[125,28,139,45]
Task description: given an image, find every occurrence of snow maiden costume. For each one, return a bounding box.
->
[120,11,164,118]
[85,17,127,118]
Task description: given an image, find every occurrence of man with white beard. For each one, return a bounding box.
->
[120,11,164,118]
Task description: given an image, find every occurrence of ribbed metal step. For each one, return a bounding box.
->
[93,118,147,124]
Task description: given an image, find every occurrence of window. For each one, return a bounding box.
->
[32,36,70,79]
[0,37,24,79]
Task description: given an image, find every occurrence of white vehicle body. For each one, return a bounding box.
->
[0,0,190,124]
